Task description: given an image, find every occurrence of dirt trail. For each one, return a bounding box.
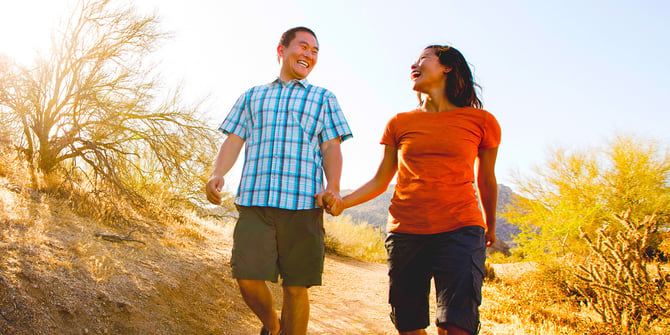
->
[0,180,519,334]
[304,255,396,334]
[184,219,437,334]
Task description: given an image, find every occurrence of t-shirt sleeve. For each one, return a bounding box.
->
[380,114,398,147]
[219,90,250,140]
[480,112,501,149]
[319,92,353,143]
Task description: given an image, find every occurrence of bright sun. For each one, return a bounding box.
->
[0,1,73,63]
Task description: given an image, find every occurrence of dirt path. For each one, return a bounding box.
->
[309,254,398,334]
[0,180,517,334]
[260,253,443,335]
[305,255,520,335]
[218,231,514,334]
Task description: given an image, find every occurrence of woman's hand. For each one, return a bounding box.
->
[315,190,344,216]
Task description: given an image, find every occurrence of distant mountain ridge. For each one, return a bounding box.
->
[340,184,520,243]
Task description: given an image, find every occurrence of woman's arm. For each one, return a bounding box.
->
[323,145,398,216]
[477,146,499,247]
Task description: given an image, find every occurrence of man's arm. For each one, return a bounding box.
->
[205,133,245,205]
[320,137,343,193]
[319,137,343,210]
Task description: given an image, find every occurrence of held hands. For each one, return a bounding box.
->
[315,190,344,216]
[205,175,225,205]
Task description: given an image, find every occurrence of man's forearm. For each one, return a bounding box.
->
[211,133,245,177]
[320,138,342,192]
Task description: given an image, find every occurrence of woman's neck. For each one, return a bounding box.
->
[421,93,459,113]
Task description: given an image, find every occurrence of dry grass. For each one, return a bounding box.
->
[324,214,387,263]
[486,258,670,335]
[1,151,667,334]
[0,169,259,334]
[484,261,594,335]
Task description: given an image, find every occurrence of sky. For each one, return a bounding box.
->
[1,0,669,193]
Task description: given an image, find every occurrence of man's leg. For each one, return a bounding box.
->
[439,325,470,335]
[237,279,281,335]
[280,286,309,335]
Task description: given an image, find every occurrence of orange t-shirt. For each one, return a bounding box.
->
[381,107,501,234]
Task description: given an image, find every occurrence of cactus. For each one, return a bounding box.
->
[576,212,669,333]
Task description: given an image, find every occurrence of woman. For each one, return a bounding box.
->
[319,45,500,335]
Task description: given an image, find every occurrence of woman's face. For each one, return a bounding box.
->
[410,48,449,94]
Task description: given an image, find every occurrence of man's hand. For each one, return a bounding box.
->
[206,175,225,205]
[315,190,344,216]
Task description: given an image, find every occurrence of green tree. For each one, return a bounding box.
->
[503,135,670,258]
[0,0,220,209]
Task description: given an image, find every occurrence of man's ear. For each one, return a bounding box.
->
[277,45,284,62]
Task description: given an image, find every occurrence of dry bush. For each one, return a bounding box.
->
[483,262,497,282]
[576,213,670,334]
[483,259,601,335]
[657,229,670,262]
[0,0,221,217]
[324,215,386,263]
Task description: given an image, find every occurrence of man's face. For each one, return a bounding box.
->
[278,31,319,81]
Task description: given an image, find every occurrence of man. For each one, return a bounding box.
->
[205,26,352,335]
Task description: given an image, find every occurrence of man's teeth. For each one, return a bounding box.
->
[298,61,309,68]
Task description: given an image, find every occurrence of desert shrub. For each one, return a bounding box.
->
[534,256,588,305]
[659,231,670,258]
[0,0,220,215]
[485,261,594,333]
[503,135,670,259]
[576,213,670,334]
[324,215,386,263]
[486,250,525,264]
[483,262,497,282]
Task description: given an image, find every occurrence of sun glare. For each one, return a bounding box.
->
[0,1,72,63]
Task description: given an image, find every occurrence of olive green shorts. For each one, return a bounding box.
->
[231,205,325,287]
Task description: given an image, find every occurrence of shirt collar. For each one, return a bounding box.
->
[272,77,309,88]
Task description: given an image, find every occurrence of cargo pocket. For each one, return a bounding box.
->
[471,247,486,305]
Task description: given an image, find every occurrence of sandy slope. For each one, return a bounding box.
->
[0,180,518,334]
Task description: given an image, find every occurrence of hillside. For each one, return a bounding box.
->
[2,176,627,335]
[342,184,521,242]
[0,177,408,334]
[0,178,538,335]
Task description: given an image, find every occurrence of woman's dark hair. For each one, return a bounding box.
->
[279,26,318,47]
[426,45,482,109]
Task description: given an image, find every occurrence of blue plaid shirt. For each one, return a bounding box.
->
[220,78,353,210]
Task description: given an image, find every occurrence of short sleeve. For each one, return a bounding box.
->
[319,92,353,143]
[480,112,501,149]
[219,90,250,140]
[380,114,399,147]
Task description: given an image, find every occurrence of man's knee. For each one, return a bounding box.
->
[237,279,267,293]
[282,285,308,298]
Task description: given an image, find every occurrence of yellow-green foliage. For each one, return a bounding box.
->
[324,215,386,263]
[503,135,670,259]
